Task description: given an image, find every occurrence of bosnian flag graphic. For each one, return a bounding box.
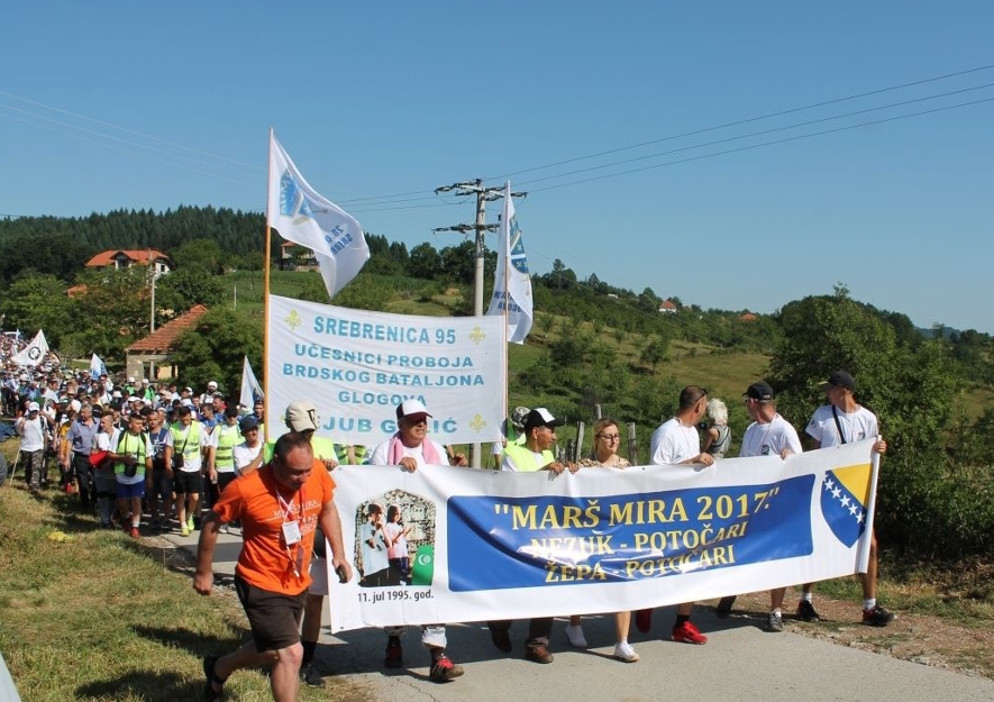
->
[819,463,871,548]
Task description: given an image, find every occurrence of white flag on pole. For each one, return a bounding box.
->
[486,182,533,344]
[267,130,370,298]
[13,330,49,367]
[240,355,264,410]
[89,353,108,378]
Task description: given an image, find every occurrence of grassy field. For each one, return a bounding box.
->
[0,443,368,702]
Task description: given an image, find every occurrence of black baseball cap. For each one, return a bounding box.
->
[744,381,774,402]
[821,370,855,391]
[522,408,566,432]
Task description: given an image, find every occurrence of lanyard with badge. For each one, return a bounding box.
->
[276,487,306,579]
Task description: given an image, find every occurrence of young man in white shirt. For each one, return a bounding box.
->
[802,370,895,627]
[641,386,712,645]
[717,381,803,631]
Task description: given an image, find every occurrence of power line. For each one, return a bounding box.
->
[0,107,257,186]
[0,89,262,172]
[511,81,994,189]
[481,62,994,184]
[525,95,994,194]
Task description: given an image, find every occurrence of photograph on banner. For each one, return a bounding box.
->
[266,294,505,446]
[326,440,878,632]
[355,491,436,588]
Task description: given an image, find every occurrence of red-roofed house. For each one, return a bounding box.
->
[86,250,172,278]
[740,312,758,322]
[125,304,208,380]
[658,300,678,314]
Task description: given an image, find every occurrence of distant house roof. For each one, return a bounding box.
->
[126,304,208,354]
[66,284,88,298]
[86,249,170,268]
[659,300,678,312]
[740,312,758,321]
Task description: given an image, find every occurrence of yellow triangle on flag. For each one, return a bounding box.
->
[832,463,872,505]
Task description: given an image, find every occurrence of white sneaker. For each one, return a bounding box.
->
[565,624,588,648]
[613,641,639,663]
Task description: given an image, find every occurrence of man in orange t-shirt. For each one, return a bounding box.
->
[194,431,352,702]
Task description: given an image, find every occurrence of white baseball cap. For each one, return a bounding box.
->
[396,399,431,420]
[27,401,40,412]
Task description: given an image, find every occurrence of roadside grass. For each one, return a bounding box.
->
[807,553,994,625]
[0,444,369,702]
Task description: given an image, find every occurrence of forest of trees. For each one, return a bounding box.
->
[2,207,994,558]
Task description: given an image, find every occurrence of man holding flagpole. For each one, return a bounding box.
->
[267,130,370,299]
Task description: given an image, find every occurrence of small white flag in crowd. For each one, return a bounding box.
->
[240,355,264,410]
[267,130,370,298]
[89,353,108,378]
[486,181,533,344]
[13,329,50,367]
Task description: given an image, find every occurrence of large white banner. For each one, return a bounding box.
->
[326,440,879,632]
[267,294,505,446]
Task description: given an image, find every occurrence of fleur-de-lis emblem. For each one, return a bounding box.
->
[469,326,487,345]
[469,414,487,432]
[285,309,302,331]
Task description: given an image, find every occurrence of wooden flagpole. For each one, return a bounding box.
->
[263,128,274,438]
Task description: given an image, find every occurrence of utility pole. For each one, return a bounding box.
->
[433,179,527,315]
[433,179,527,467]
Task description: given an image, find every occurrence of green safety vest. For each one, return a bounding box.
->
[114,432,148,477]
[170,421,203,463]
[502,443,555,472]
[263,435,338,463]
[335,443,368,465]
[214,422,242,470]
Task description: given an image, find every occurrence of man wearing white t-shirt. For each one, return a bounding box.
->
[640,386,712,645]
[801,370,895,627]
[369,399,466,683]
[717,381,803,631]
[15,401,47,495]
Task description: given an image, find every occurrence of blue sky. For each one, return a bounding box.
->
[2,2,993,332]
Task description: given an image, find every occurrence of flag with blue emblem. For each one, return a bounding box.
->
[486,181,533,344]
[267,130,369,298]
[819,463,872,548]
[89,353,107,379]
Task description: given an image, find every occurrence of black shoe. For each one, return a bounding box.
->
[203,655,225,701]
[796,600,821,622]
[716,595,736,618]
[489,627,512,653]
[384,639,403,668]
[299,662,325,687]
[524,644,554,664]
[862,604,896,627]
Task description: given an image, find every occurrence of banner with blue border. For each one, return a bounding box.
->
[327,440,878,632]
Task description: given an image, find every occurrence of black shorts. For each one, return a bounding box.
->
[150,469,174,499]
[173,470,203,495]
[235,575,305,652]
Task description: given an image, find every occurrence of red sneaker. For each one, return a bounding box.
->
[671,620,707,645]
[635,609,652,633]
[429,654,464,682]
[130,527,140,539]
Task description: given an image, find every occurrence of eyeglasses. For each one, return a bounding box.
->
[597,433,620,441]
